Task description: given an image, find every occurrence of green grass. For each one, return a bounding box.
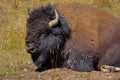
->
[0,0,120,79]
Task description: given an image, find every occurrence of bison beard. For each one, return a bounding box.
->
[26,3,120,72]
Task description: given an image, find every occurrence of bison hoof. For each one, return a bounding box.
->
[35,67,45,72]
[100,65,120,72]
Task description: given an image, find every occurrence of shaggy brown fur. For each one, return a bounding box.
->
[55,3,120,70]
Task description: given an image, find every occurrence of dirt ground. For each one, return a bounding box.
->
[2,64,120,80]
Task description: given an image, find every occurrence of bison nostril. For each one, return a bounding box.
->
[27,46,35,53]
[29,47,35,51]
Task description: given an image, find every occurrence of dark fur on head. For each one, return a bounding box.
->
[26,4,71,72]
[28,5,56,23]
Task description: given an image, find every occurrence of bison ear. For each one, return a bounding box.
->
[27,8,30,19]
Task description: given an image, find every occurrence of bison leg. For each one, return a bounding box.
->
[98,44,120,72]
[100,65,120,72]
[31,50,51,72]
[35,60,51,72]
[66,52,95,72]
[35,64,45,72]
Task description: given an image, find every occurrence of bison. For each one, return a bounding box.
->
[25,3,120,72]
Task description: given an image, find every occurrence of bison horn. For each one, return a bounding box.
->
[49,10,59,27]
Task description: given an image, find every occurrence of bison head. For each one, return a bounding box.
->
[25,5,70,72]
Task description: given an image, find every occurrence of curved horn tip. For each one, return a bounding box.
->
[49,10,59,27]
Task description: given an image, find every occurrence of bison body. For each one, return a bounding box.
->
[26,3,120,72]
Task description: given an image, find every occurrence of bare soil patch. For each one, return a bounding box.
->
[2,65,120,80]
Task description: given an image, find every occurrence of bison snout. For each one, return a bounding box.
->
[27,46,35,52]
[26,43,36,54]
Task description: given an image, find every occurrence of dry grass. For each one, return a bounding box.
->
[0,0,120,79]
